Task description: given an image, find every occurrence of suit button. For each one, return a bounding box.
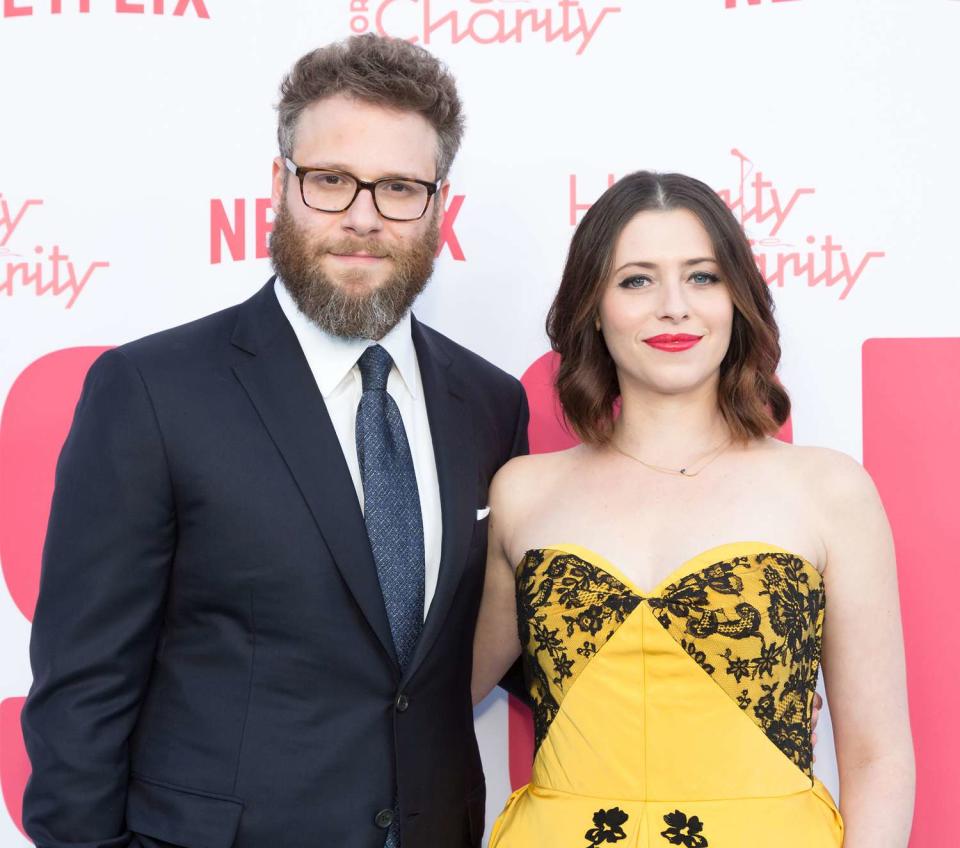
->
[375,808,395,829]
[395,693,410,712]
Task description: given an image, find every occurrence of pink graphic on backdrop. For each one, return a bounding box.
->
[0,347,111,621]
[725,0,800,8]
[350,0,621,55]
[0,193,109,309]
[0,698,28,838]
[508,350,793,786]
[518,351,578,455]
[209,199,273,265]
[863,337,960,848]
[0,348,111,839]
[569,150,885,300]
[0,195,43,247]
[2,0,210,18]
[210,193,466,263]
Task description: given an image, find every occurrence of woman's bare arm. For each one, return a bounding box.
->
[817,450,915,847]
[471,461,526,706]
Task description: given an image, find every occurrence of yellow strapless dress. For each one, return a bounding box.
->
[490,542,843,847]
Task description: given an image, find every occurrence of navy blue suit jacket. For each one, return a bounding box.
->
[22,280,529,848]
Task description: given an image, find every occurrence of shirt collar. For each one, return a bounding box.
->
[274,278,419,400]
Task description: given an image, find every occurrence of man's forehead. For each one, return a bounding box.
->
[293,95,438,178]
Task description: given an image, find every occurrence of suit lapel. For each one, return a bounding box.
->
[404,318,478,682]
[231,281,399,672]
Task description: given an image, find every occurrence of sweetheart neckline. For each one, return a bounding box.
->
[517,540,823,598]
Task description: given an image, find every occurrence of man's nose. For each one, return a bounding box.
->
[340,186,384,237]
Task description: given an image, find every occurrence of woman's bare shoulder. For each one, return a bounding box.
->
[758,440,883,532]
[491,445,585,499]
[755,438,868,481]
[774,441,872,488]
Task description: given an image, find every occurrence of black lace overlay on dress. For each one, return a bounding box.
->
[516,550,641,752]
[649,552,825,776]
[516,548,826,776]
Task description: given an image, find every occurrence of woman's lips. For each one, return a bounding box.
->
[643,334,703,352]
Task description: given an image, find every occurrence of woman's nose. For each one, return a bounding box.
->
[656,279,690,322]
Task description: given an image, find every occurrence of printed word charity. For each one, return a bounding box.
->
[0,194,109,308]
[349,0,620,55]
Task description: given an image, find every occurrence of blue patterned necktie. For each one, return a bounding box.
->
[356,345,425,848]
[356,345,425,672]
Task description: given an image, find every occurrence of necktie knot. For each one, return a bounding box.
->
[358,344,393,392]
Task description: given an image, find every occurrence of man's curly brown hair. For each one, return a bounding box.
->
[277,34,465,180]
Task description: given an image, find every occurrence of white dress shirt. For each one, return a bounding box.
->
[274,279,442,619]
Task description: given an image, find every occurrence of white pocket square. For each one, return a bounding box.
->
[476,506,490,520]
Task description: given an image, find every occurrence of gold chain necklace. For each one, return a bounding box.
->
[609,436,732,477]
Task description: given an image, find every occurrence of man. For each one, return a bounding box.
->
[22,35,527,848]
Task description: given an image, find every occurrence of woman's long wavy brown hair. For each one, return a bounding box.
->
[547,170,790,445]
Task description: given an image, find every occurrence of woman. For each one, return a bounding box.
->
[472,172,915,846]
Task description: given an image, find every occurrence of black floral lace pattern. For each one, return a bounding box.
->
[516,548,826,776]
[516,550,640,752]
[649,552,825,775]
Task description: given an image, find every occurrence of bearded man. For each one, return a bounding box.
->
[21,35,528,848]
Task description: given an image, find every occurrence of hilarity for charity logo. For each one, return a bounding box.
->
[348,0,621,56]
[0,194,109,308]
[569,150,885,301]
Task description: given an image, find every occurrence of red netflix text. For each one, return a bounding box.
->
[2,0,209,18]
[210,195,467,264]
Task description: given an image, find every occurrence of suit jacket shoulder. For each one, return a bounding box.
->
[114,299,246,370]
[412,318,524,401]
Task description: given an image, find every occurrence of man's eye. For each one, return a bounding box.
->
[321,174,344,185]
[384,182,414,194]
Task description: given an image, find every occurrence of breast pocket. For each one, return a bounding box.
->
[470,508,490,552]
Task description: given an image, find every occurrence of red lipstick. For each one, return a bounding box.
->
[643,334,703,352]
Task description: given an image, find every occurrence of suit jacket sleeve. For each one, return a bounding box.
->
[507,380,530,462]
[21,348,176,848]
[497,381,531,703]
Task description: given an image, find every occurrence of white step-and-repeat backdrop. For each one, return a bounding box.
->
[1,1,957,845]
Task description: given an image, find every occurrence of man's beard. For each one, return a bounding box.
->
[269,200,439,340]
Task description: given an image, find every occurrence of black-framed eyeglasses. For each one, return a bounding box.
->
[284,159,441,222]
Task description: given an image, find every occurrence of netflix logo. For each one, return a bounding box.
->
[210,195,467,264]
[2,0,209,18]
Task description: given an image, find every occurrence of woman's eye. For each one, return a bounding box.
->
[691,272,721,285]
[620,276,651,289]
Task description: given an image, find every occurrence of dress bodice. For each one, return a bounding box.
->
[491,541,843,847]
